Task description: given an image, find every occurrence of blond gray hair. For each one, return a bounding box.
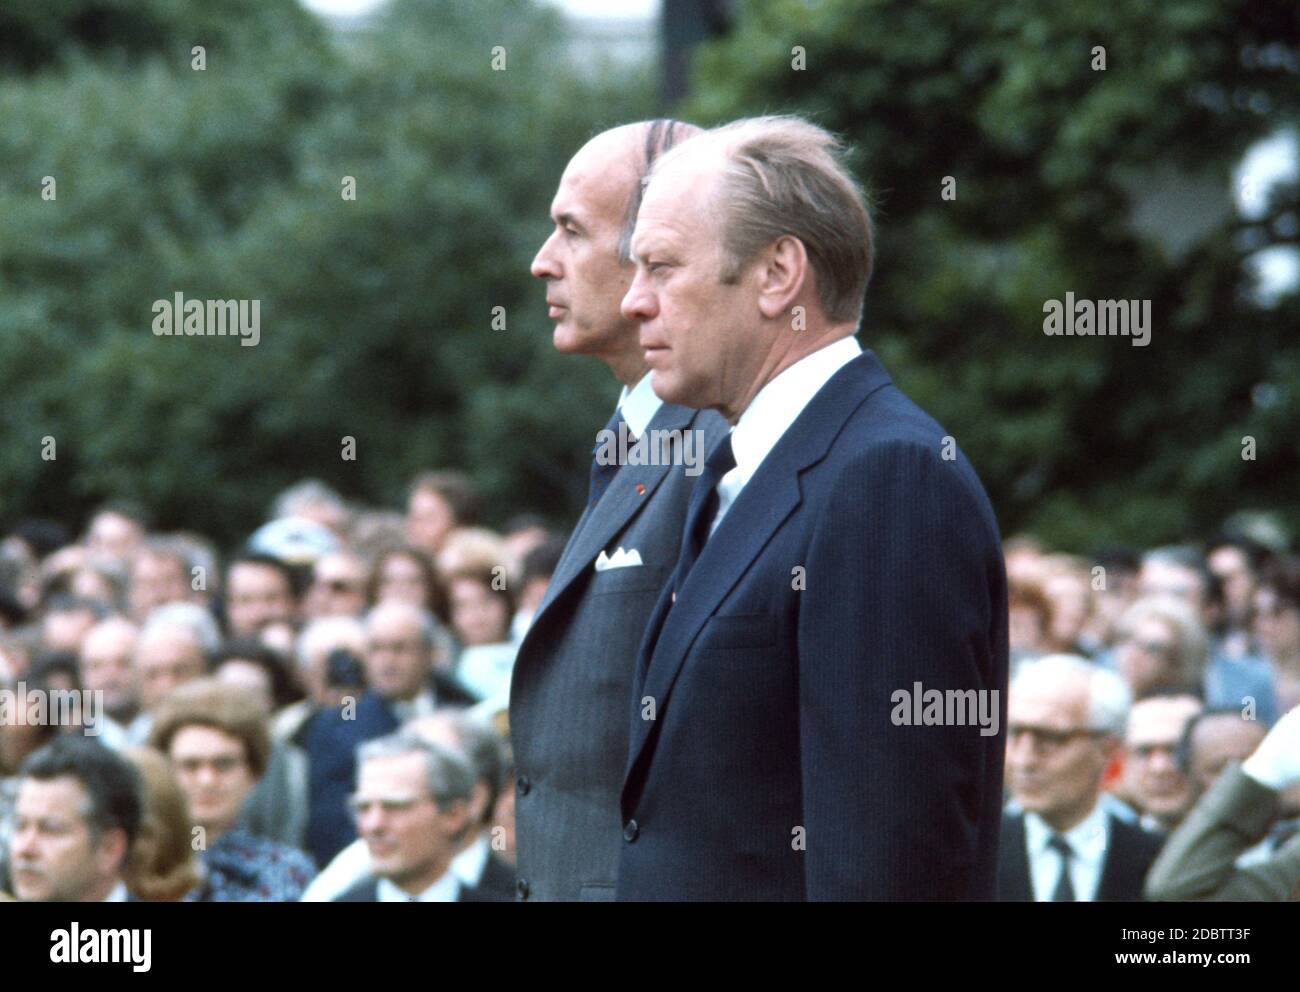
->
[653,115,873,324]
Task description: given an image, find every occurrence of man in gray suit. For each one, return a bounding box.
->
[509,119,726,901]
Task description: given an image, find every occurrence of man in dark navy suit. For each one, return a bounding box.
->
[615,115,1009,900]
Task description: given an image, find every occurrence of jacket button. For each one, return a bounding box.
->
[623,819,639,843]
[518,776,531,796]
[516,878,530,900]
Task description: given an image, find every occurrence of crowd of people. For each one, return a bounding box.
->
[0,476,563,901]
[1,476,1297,900]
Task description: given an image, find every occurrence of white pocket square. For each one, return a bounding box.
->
[595,547,644,572]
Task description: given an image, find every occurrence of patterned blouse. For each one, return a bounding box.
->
[189,827,316,902]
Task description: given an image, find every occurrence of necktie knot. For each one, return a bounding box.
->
[704,433,736,482]
[1047,834,1073,860]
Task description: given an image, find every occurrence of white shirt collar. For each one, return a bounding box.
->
[376,868,460,903]
[1023,800,1110,901]
[728,336,862,484]
[617,371,664,440]
[103,881,129,902]
[451,833,490,888]
[710,337,861,532]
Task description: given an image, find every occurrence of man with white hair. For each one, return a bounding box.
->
[130,602,218,744]
[615,114,1007,900]
[999,654,1164,900]
[303,601,474,865]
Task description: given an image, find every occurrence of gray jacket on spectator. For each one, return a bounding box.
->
[1145,762,1300,901]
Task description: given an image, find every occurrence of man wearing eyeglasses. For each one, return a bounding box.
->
[999,654,1165,901]
[334,733,503,901]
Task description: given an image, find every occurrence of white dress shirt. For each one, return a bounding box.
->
[711,336,862,534]
[103,881,129,902]
[618,371,664,440]
[1024,801,1110,901]
[452,834,490,888]
[390,690,437,725]
[376,868,460,903]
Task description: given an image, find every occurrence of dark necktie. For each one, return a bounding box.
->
[587,409,628,510]
[1047,834,1076,902]
[667,433,736,596]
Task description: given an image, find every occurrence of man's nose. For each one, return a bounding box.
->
[1148,747,1178,774]
[621,270,655,323]
[530,232,561,280]
[13,826,40,858]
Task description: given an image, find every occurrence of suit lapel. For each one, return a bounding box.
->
[523,401,699,642]
[624,351,894,780]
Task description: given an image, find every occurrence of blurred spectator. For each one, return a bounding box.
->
[39,595,107,654]
[303,709,514,901]
[512,534,567,640]
[303,550,370,620]
[77,616,141,748]
[1147,704,1300,900]
[406,470,479,556]
[502,514,553,580]
[1207,535,1267,657]
[1116,693,1203,833]
[149,679,314,900]
[1008,576,1053,669]
[1140,546,1278,721]
[128,537,195,622]
[270,479,351,541]
[1040,556,1096,656]
[1083,547,1141,652]
[212,640,310,849]
[121,745,202,902]
[6,737,141,901]
[66,560,126,612]
[134,603,219,744]
[1003,534,1047,586]
[303,601,475,866]
[224,553,298,637]
[1112,595,1206,699]
[276,616,369,743]
[447,563,517,701]
[1179,708,1268,802]
[369,545,448,624]
[85,501,148,566]
[333,733,492,901]
[1000,654,1162,901]
[1254,555,1300,714]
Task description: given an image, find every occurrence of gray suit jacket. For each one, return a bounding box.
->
[508,399,727,901]
[1145,762,1300,901]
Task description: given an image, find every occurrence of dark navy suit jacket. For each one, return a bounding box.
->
[617,349,1009,900]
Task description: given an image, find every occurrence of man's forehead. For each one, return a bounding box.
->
[1129,701,1199,738]
[1008,684,1088,724]
[361,752,425,785]
[18,775,87,812]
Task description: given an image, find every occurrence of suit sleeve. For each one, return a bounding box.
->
[798,439,1004,900]
[1145,763,1300,901]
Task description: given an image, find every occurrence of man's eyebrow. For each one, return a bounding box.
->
[553,210,583,230]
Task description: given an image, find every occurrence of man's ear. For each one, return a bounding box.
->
[94,827,129,876]
[467,781,490,825]
[756,235,809,321]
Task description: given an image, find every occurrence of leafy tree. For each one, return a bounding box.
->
[686,0,1300,550]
